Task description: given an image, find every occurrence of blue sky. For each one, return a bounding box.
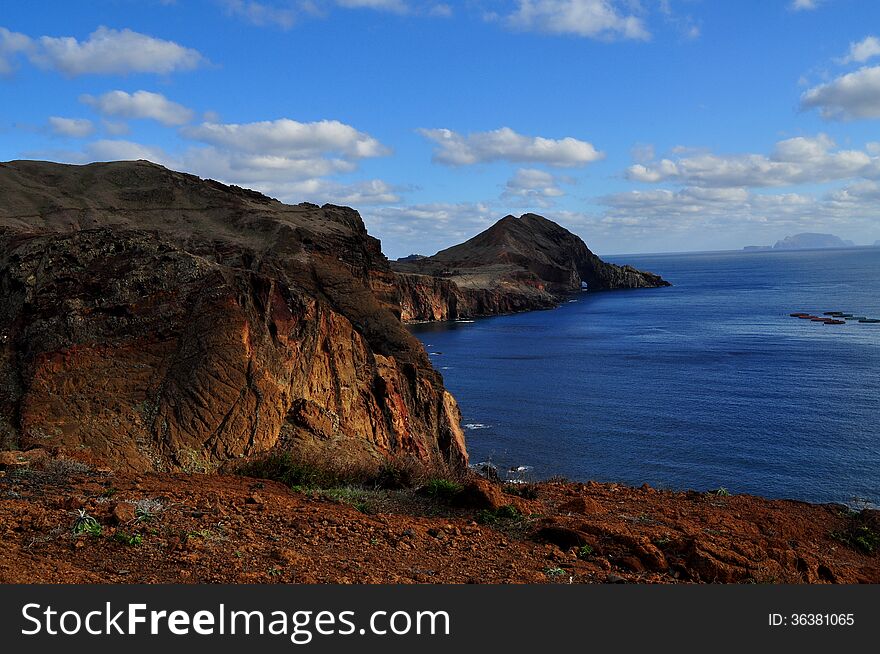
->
[3,1,880,257]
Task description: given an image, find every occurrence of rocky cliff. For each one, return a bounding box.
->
[0,160,466,472]
[391,213,669,322]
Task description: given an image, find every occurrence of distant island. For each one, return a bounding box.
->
[744,232,857,251]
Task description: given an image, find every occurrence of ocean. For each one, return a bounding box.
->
[410,247,880,506]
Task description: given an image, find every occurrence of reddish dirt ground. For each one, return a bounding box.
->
[0,463,877,584]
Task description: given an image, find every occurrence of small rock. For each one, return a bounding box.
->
[606,573,627,584]
[558,496,601,515]
[536,525,589,550]
[270,548,299,565]
[456,478,506,511]
[111,502,136,524]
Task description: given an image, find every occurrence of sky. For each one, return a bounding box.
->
[2,0,880,257]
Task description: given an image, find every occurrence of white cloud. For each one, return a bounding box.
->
[64,137,399,208]
[801,66,880,120]
[221,1,297,28]
[47,117,95,138]
[179,145,358,182]
[102,120,131,136]
[84,139,172,163]
[791,0,821,10]
[419,126,604,167]
[81,90,194,126]
[183,118,390,158]
[363,202,498,256]
[596,181,877,247]
[336,0,408,12]
[502,168,569,207]
[87,117,397,206]
[0,27,33,75]
[502,0,650,41]
[428,4,452,17]
[839,36,880,64]
[268,178,402,205]
[28,26,204,76]
[626,134,879,187]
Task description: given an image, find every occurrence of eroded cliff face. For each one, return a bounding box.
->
[0,160,466,472]
[392,272,558,322]
[391,213,669,322]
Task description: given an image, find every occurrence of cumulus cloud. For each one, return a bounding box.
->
[502,168,570,207]
[428,4,452,17]
[183,118,390,158]
[84,139,172,163]
[220,1,297,28]
[801,66,880,120]
[179,145,359,183]
[0,27,33,75]
[363,202,499,257]
[266,178,403,205]
[63,136,400,209]
[25,26,204,76]
[47,116,95,138]
[502,0,650,41]
[81,90,194,126]
[336,0,408,12]
[791,0,821,10]
[626,134,879,187]
[419,127,604,167]
[596,182,876,246]
[68,116,395,208]
[839,36,880,64]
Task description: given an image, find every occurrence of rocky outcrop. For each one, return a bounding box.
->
[392,213,668,322]
[392,271,558,322]
[0,160,466,472]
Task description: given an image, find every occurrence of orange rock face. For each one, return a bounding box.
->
[0,160,466,472]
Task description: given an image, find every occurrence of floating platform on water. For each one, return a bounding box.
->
[790,310,880,326]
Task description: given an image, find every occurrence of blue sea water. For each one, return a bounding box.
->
[411,248,880,506]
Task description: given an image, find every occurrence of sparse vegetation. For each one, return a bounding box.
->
[113,531,143,546]
[476,505,522,525]
[72,510,102,537]
[544,566,565,577]
[134,498,164,522]
[421,478,463,502]
[831,510,880,555]
[235,451,464,499]
[710,487,731,497]
[45,459,91,477]
[576,544,594,559]
[503,483,539,500]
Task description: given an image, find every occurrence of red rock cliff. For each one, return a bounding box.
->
[0,160,466,472]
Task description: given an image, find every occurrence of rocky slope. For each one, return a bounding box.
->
[0,461,876,583]
[391,213,669,322]
[0,160,466,473]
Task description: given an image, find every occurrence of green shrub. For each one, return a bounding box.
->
[577,544,594,559]
[113,532,143,546]
[476,505,522,525]
[422,478,463,502]
[72,510,102,537]
[830,510,880,555]
[504,483,539,500]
